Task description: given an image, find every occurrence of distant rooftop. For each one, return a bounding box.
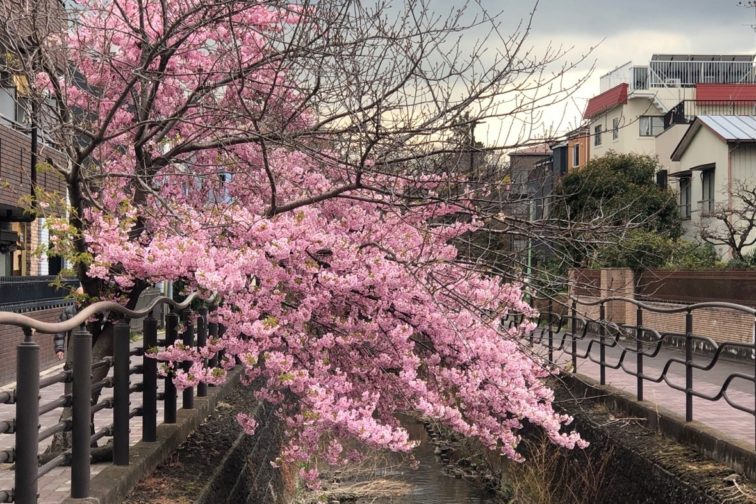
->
[651,54,754,62]
[600,54,756,93]
[672,116,756,160]
[510,143,552,157]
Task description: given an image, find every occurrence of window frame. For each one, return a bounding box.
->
[679,175,692,220]
[639,115,664,137]
[594,125,602,146]
[612,118,620,140]
[572,143,580,168]
[701,168,715,216]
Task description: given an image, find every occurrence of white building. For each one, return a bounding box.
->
[584,55,755,168]
[669,116,756,257]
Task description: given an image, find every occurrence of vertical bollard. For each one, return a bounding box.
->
[142,312,158,442]
[197,307,208,398]
[164,312,178,424]
[547,299,554,364]
[599,302,606,386]
[71,326,92,498]
[15,328,39,504]
[218,324,226,365]
[685,310,694,422]
[113,321,130,465]
[571,300,578,373]
[636,306,644,402]
[208,321,219,386]
[182,314,195,410]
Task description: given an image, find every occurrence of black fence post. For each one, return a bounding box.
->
[685,310,694,422]
[599,302,606,385]
[142,312,158,442]
[113,321,130,466]
[636,306,644,402]
[208,321,218,386]
[164,312,178,424]
[571,300,578,373]
[547,299,554,364]
[71,326,92,499]
[15,328,39,504]
[197,307,208,398]
[182,313,195,410]
[217,324,226,367]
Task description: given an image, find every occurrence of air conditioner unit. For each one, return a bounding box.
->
[665,78,682,87]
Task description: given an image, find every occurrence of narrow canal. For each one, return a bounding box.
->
[308,418,497,503]
[383,419,496,503]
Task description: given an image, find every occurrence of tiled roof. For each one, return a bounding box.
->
[696,84,756,101]
[583,83,628,119]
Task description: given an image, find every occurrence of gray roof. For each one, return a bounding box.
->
[671,116,756,161]
[697,116,756,141]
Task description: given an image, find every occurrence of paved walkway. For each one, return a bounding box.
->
[0,338,168,504]
[529,329,755,448]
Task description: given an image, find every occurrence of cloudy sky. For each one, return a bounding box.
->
[434,0,756,142]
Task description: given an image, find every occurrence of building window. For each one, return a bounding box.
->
[639,116,664,137]
[594,125,602,146]
[701,169,715,216]
[612,118,619,140]
[572,144,580,168]
[679,176,691,220]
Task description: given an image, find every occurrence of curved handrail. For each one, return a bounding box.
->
[0,292,218,334]
[570,295,756,315]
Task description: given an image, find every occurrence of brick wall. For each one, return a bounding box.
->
[0,122,66,209]
[569,268,755,345]
[0,305,65,386]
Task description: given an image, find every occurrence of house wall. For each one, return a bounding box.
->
[567,134,590,171]
[729,144,756,256]
[589,98,662,159]
[655,124,687,173]
[588,87,695,161]
[675,127,730,249]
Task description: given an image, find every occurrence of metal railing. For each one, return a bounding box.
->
[664,100,756,128]
[506,297,756,449]
[648,60,755,88]
[0,291,228,504]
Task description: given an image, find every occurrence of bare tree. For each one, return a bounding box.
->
[700,182,756,261]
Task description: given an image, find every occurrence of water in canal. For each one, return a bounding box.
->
[317,418,497,503]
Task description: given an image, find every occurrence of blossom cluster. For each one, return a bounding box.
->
[60,0,585,481]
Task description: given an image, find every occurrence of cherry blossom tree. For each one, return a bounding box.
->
[1,0,590,475]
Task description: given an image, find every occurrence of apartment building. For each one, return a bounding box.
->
[584,55,754,162]
[582,54,756,258]
[0,0,68,277]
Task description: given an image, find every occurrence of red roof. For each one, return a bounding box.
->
[696,83,756,101]
[583,83,628,119]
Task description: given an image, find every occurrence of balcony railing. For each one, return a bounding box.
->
[0,276,79,311]
[648,60,755,88]
[664,100,756,128]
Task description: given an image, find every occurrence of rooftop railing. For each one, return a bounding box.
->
[604,61,755,92]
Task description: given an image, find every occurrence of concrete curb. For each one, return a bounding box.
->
[563,372,756,480]
[62,368,242,504]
